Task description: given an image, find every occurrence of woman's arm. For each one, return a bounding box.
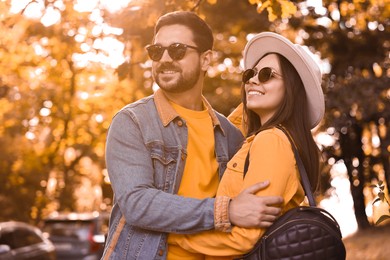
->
[175,129,303,256]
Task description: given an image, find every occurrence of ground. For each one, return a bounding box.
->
[344,222,390,260]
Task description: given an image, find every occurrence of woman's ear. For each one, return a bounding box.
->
[200,50,213,72]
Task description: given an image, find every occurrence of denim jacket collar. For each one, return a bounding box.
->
[154,89,225,135]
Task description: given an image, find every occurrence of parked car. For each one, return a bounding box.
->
[43,212,106,260]
[0,221,56,260]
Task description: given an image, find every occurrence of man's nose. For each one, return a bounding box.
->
[159,49,173,62]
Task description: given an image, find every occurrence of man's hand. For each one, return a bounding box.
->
[229,180,283,228]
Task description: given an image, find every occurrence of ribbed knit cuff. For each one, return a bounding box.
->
[214,196,232,232]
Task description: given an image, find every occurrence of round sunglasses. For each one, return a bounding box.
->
[242,67,282,84]
[145,43,199,61]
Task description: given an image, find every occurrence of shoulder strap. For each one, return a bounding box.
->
[243,125,316,207]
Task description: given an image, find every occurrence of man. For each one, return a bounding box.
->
[102,11,282,259]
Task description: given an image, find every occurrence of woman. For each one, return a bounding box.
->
[169,32,325,259]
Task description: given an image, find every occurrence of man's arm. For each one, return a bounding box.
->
[107,110,281,233]
[214,181,282,232]
[229,181,283,228]
[106,110,217,233]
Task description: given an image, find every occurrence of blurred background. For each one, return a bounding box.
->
[0,0,389,259]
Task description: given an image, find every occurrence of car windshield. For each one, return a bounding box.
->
[43,221,92,240]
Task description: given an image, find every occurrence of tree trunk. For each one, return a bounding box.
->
[339,121,371,229]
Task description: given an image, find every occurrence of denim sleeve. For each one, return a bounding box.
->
[106,110,215,234]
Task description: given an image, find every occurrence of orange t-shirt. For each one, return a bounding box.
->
[167,102,219,260]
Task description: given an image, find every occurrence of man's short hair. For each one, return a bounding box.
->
[154,11,214,52]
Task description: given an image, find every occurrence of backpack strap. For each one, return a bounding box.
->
[242,125,317,207]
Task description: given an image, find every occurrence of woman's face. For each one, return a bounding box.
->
[245,53,285,124]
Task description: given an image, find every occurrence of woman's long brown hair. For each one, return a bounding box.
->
[242,53,320,192]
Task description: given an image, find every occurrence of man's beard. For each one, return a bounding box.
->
[154,62,200,93]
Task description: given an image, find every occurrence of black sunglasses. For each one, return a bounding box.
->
[146,43,199,61]
[242,67,282,84]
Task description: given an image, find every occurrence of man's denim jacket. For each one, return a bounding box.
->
[102,89,244,259]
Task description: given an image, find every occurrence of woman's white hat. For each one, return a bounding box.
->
[243,32,325,129]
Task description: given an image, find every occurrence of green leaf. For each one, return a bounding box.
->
[375,215,390,225]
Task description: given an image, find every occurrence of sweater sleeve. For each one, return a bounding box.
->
[175,129,302,257]
[227,103,246,136]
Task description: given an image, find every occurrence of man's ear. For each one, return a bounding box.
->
[200,50,213,72]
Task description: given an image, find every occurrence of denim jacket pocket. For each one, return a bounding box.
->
[149,143,180,192]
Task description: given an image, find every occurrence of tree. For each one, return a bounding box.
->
[298,0,389,229]
[103,0,389,230]
[0,0,388,231]
[0,0,131,222]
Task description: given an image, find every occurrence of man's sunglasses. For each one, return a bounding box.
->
[145,43,199,61]
[242,67,282,84]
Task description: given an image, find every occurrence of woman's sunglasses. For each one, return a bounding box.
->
[242,67,282,84]
[146,43,199,61]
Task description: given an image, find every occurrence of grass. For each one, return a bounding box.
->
[344,222,390,260]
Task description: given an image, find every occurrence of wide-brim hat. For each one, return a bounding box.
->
[243,32,325,129]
